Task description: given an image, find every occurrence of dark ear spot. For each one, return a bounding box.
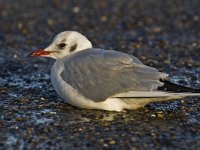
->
[69,44,77,52]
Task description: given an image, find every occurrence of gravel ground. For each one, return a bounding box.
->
[0,0,200,149]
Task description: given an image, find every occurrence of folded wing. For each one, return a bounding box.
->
[61,49,168,102]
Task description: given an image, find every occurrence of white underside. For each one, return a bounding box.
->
[51,61,200,111]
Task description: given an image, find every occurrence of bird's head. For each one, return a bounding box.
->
[29,31,92,59]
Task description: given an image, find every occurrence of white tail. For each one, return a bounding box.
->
[113,91,200,98]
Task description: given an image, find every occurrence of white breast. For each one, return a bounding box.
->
[51,60,126,111]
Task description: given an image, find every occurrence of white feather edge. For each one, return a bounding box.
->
[112,91,200,98]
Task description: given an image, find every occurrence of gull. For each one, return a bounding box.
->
[29,31,200,111]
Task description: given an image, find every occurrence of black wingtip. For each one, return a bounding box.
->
[158,79,200,93]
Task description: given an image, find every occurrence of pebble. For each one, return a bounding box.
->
[109,140,116,145]
[16,117,24,122]
[100,16,107,22]
[47,19,54,26]
[157,113,164,118]
[73,7,80,13]
[7,112,13,115]
[40,97,45,100]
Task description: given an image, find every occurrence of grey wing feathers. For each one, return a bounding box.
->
[61,49,168,102]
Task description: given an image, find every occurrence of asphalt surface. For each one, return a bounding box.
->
[0,0,200,149]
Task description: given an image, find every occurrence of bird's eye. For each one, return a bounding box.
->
[58,43,66,49]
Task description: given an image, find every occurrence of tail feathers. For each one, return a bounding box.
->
[113,91,200,98]
[113,80,200,98]
[158,80,200,93]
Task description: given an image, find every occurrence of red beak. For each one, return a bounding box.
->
[28,49,52,57]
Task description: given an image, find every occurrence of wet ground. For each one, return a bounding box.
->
[0,0,200,149]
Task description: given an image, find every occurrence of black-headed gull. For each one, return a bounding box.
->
[29,31,200,111]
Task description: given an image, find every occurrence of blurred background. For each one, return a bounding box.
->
[0,0,200,149]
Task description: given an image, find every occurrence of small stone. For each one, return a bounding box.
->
[109,140,116,145]
[141,56,147,60]
[17,22,23,29]
[27,128,34,134]
[73,7,80,13]
[164,59,171,64]
[99,139,104,143]
[23,99,30,103]
[131,137,137,142]
[78,128,83,131]
[49,112,57,115]
[157,113,164,118]
[16,117,24,122]
[100,16,107,22]
[7,112,13,115]
[103,143,108,147]
[13,54,18,58]
[192,42,197,47]
[193,16,199,21]
[47,19,54,26]
[151,27,162,33]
